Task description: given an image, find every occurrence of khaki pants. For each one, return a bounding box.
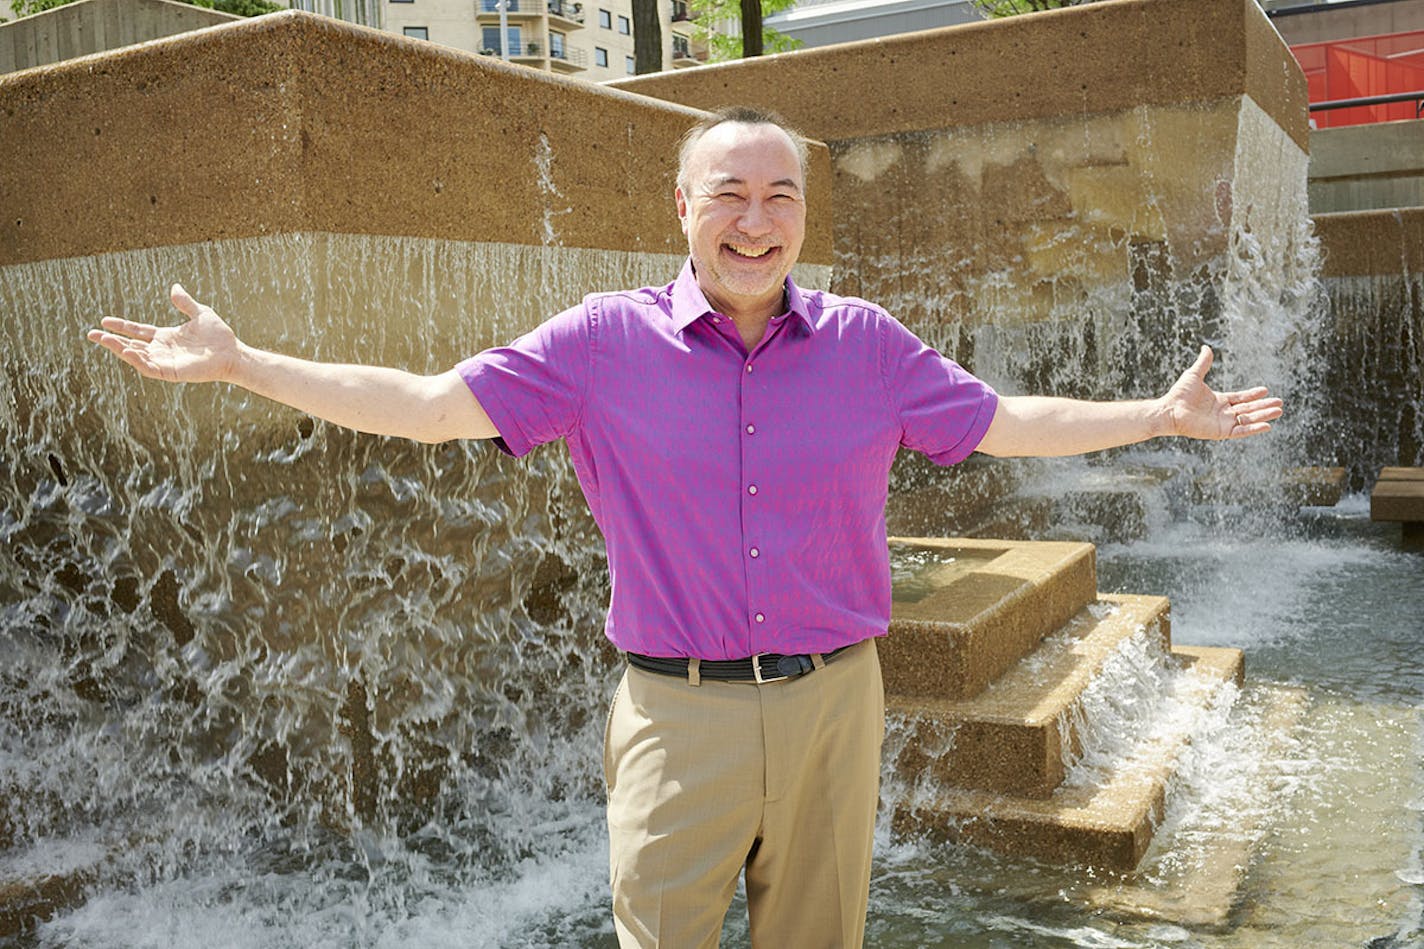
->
[604,639,885,948]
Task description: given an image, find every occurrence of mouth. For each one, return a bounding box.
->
[724,242,778,261]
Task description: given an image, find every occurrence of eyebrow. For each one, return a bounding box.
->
[704,174,803,193]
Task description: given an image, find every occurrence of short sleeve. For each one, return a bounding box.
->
[456,303,592,457]
[881,314,998,466]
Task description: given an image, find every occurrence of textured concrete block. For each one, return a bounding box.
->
[884,537,1097,701]
[895,644,1245,871]
[891,593,1171,798]
[0,10,834,267]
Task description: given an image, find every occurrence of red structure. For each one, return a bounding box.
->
[1291,30,1424,128]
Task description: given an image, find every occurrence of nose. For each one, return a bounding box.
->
[736,198,773,237]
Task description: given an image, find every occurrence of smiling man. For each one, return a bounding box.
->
[88,106,1282,947]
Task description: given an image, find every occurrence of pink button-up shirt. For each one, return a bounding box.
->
[458,261,997,660]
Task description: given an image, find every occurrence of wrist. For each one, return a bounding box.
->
[226,340,260,388]
[1145,396,1175,439]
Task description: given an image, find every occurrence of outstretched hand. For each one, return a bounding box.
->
[1160,345,1283,440]
[87,284,239,384]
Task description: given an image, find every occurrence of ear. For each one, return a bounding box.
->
[675,186,689,234]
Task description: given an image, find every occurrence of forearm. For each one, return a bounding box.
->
[230,344,496,444]
[975,395,1171,458]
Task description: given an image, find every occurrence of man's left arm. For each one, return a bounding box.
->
[974,345,1283,458]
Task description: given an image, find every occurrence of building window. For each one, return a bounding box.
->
[671,0,689,20]
[625,55,635,74]
[594,46,608,66]
[617,14,629,33]
[390,0,414,5]
[550,30,566,58]
[672,34,690,57]
[403,26,429,38]
[598,7,610,27]
[481,25,522,52]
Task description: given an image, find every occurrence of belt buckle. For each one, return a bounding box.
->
[751,653,772,684]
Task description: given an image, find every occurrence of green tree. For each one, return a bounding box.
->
[691,0,799,62]
[7,0,279,20]
[969,0,1098,17]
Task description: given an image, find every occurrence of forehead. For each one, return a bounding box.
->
[684,122,803,189]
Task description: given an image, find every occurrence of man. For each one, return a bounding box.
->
[88,106,1282,947]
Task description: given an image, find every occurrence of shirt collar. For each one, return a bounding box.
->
[670,258,816,335]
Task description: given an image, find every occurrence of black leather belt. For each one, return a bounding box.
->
[626,644,854,683]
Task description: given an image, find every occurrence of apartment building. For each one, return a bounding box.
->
[365,0,702,79]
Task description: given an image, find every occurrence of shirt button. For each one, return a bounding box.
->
[746,424,756,434]
[747,484,758,495]
[750,547,760,558]
[713,317,722,323]
[745,364,753,373]
[755,612,766,623]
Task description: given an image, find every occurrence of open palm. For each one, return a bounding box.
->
[87,284,239,384]
[1162,345,1283,440]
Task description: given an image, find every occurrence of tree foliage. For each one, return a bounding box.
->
[7,0,279,21]
[969,0,1099,18]
[690,0,799,62]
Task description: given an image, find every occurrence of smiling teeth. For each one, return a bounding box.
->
[729,244,773,258]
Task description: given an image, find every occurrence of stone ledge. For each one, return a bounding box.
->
[884,537,1097,701]
[1313,207,1424,277]
[891,593,1171,799]
[610,0,1306,150]
[893,644,1244,871]
[0,10,834,267]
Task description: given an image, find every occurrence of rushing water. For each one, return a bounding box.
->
[6,495,1420,947]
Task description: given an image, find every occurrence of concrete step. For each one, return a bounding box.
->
[1371,469,1424,523]
[884,537,1097,701]
[892,644,1245,872]
[890,593,1170,798]
[1081,684,1311,929]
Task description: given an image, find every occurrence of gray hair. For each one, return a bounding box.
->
[676,106,810,193]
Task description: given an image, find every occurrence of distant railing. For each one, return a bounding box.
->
[1309,90,1424,117]
[479,0,520,11]
[550,45,589,66]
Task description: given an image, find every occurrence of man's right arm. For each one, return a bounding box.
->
[87,284,499,445]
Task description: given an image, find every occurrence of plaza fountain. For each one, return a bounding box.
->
[2,1,1422,945]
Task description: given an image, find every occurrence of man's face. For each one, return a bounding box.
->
[676,122,807,321]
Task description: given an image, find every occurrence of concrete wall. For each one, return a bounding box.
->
[1314,208,1424,483]
[0,0,239,74]
[1309,119,1424,213]
[1268,0,1424,45]
[0,10,833,266]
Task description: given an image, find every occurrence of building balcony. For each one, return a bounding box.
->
[475,0,541,23]
[548,44,588,71]
[546,0,585,28]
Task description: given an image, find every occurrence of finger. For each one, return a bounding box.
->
[1188,344,1213,382]
[1233,406,1284,426]
[1232,397,1284,417]
[170,283,203,319]
[88,331,161,378]
[1224,386,1270,404]
[1229,421,1273,439]
[97,316,158,341]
